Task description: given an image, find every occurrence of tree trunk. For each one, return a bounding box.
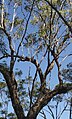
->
[0,64,26,119]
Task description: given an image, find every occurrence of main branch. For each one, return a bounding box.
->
[27,83,72,119]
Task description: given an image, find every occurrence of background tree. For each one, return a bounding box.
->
[0,0,72,119]
[62,62,72,119]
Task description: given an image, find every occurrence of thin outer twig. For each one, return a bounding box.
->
[50,48,63,84]
[60,54,72,64]
[47,105,55,119]
[58,102,68,119]
[40,110,47,119]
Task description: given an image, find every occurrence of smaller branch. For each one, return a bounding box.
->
[47,41,70,85]
[51,50,63,84]
[44,60,55,79]
[10,3,18,32]
[49,0,52,37]
[0,55,8,60]
[40,110,47,119]
[29,70,37,108]
[47,51,50,67]
[1,0,4,28]
[32,42,43,58]
[56,102,58,119]
[46,0,53,74]
[18,56,44,85]
[43,108,53,118]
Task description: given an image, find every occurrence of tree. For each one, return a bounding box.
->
[0,0,72,119]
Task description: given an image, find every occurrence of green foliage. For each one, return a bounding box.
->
[0,102,2,107]
[0,82,6,88]
[62,62,72,82]
[14,17,24,27]
[7,112,17,119]
[15,70,23,77]
[53,94,63,102]
[0,39,7,55]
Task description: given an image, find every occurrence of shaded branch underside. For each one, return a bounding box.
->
[27,83,72,119]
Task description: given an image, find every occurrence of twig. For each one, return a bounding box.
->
[58,102,68,119]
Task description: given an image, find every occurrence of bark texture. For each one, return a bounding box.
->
[0,64,26,119]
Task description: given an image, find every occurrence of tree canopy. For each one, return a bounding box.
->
[0,0,72,119]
